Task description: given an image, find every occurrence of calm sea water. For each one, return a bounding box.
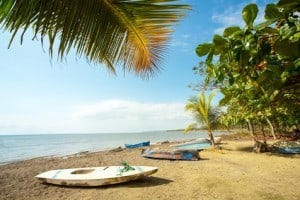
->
[0,130,224,164]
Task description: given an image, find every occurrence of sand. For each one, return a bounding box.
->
[1,140,300,200]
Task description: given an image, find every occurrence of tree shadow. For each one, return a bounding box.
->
[235,146,254,152]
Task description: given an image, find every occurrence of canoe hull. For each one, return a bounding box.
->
[272,140,300,154]
[125,141,150,149]
[141,148,200,160]
[35,166,158,187]
[174,141,211,150]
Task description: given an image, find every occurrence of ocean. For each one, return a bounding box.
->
[0,130,224,164]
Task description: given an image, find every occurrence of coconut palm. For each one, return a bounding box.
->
[185,91,217,146]
[0,0,189,77]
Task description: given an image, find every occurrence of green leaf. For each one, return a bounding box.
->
[228,75,234,85]
[273,39,300,58]
[254,19,277,30]
[256,26,278,34]
[219,95,232,106]
[223,26,242,37]
[265,4,282,20]
[213,35,227,46]
[294,58,300,69]
[240,50,250,67]
[213,35,228,54]
[205,47,215,64]
[294,32,300,38]
[195,43,213,57]
[242,4,258,28]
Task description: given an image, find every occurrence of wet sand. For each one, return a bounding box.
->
[1,140,300,200]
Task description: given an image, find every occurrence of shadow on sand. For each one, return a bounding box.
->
[117,176,174,188]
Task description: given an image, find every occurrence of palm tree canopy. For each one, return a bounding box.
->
[185,91,216,128]
[0,0,189,77]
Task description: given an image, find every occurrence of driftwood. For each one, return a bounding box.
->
[109,146,124,152]
[253,141,269,153]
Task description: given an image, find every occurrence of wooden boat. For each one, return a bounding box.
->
[141,148,200,160]
[35,165,158,187]
[125,141,150,149]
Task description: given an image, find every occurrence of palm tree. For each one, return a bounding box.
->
[185,91,217,146]
[0,0,189,77]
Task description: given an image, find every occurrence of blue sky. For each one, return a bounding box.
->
[0,0,276,134]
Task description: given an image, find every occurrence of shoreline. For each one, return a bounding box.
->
[1,131,218,165]
[1,139,300,200]
[0,138,196,166]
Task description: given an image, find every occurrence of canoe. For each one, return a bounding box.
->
[173,141,211,150]
[272,140,300,154]
[171,136,221,150]
[141,148,200,160]
[125,141,150,149]
[35,165,158,187]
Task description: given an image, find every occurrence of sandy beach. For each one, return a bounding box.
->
[1,139,300,200]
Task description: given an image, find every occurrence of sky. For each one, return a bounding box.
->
[0,0,277,134]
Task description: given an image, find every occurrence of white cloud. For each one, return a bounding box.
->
[0,99,193,134]
[212,2,268,34]
[72,99,192,133]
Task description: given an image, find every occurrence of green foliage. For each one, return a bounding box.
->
[242,4,258,28]
[194,1,300,133]
[185,91,219,145]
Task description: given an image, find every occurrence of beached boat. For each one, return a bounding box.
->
[272,140,300,154]
[35,165,158,187]
[173,141,211,150]
[172,136,221,150]
[141,148,200,160]
[125,141,150,149]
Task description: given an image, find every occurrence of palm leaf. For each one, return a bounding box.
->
[0,0,189,77]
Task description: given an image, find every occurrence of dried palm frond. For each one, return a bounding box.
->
[0,0,189,77]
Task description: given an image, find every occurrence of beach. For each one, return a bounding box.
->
[1,139,300,200]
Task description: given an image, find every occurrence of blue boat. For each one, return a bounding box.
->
[171,137,221,151]
[272,140,300,154]
[174,142,211,150]
[125,141,150,149]
[141,148,200,160]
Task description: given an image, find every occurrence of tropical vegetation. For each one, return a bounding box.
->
[0,0,189,78]
[185,91,219,146]
[194,0,300,141]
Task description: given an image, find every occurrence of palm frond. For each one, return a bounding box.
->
[0,0,189,77]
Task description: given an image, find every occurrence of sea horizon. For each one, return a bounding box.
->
[0,130,225,165]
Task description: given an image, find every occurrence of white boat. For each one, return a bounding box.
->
[35,166,158,187]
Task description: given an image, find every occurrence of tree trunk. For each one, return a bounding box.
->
[207,129,215,147]
[226,126,231,134]
[247,120,255,142]
[261,123,267,144]
[266,117,276,139]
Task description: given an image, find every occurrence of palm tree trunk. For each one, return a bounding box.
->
[208,128,216,146]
